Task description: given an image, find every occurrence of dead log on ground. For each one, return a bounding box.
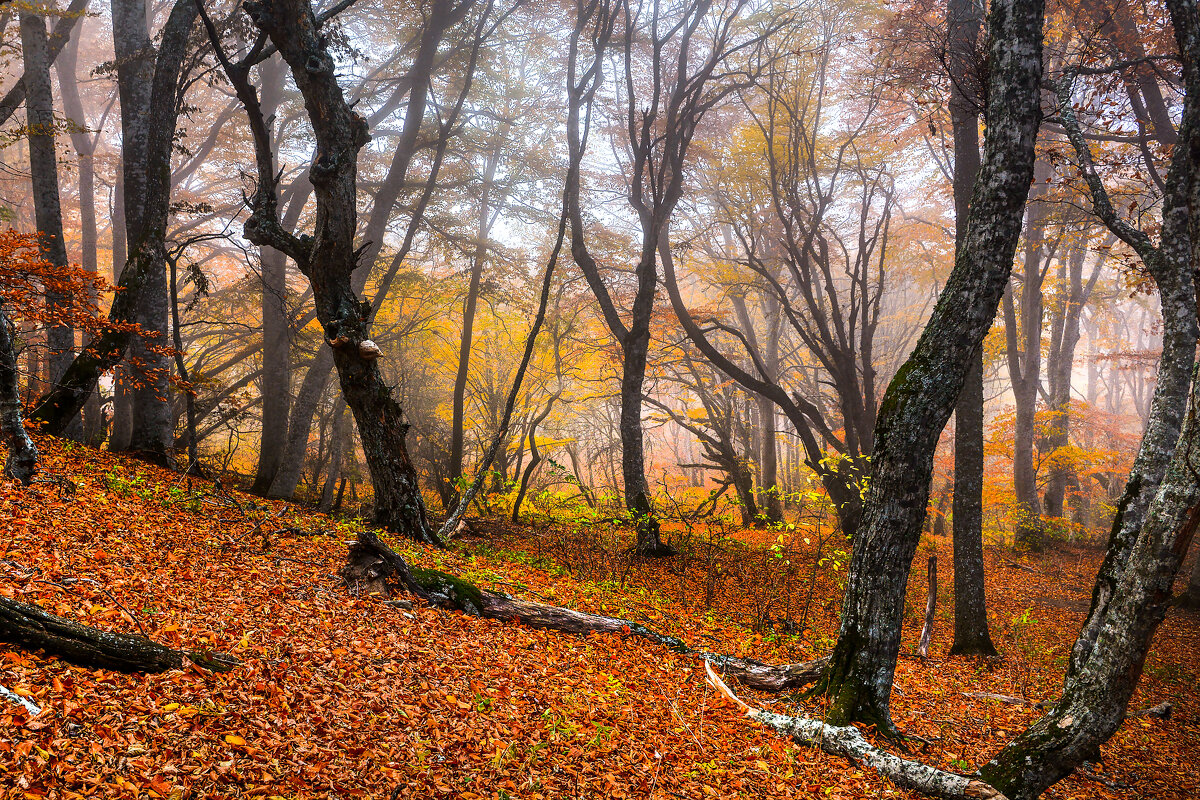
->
[344,530,827,693]
[706,662,1009,800]
[0,596,237,673]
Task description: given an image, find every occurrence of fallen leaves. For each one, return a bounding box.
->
[0,437,1195,799]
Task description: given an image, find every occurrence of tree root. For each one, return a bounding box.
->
[343,530,827,694]
[705,663,1009,800]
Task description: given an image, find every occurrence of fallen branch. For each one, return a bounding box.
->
[961,692,1047,710]
[344,530,827,693]
[918,556,936,659]
[0,596,238,673]
[704,662,1009,800]
[1130,701,1172,719]
[1000,559,1043,574]
[0,683,39,716]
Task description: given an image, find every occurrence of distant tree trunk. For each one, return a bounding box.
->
[512,393,558,523]
[947,0,995,657]
[252,55,293,495]
[0,309,38,483]
[113,0,174,465]
[20,9,74,387]
[1042,244,1101,518]
[319,402,347,512]
[809,0,1043,731]
[449,132,506,504]
[1004,157,1052,550]
[55,16,104,446]
[268,348,332,498]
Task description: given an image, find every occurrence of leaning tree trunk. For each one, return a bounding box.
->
[947,0,995,657]
[1053,33,1199,680]
[980,347,1200,800]
[809,0,1043,731]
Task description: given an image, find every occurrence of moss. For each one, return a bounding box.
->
[410,566,485,616]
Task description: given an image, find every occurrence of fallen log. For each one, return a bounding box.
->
[344,530,828,693]
[705,662,1009,800]
[0,595,237,673]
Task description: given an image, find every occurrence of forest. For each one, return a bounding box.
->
[0,0,1197,797]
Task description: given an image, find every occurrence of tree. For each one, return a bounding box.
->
[565,0,761,556]
[808,0,1044,731]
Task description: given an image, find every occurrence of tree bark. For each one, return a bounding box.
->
[809,0,1043,731]
[0,309,37,483]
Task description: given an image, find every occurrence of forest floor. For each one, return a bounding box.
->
[1,437,1198,800]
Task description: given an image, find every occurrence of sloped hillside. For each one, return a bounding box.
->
[1,438,1197,799]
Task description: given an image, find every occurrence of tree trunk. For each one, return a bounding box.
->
[947,0,996,657]
[950,354,996,656]
[113,0,174,465]
[622,314,673,555]
[251,54,293,495]
[1004,157,1052,550]
[20,9,74,386]
[0,309,38,483]
[809,0,1043,731]
[230,0,441,545]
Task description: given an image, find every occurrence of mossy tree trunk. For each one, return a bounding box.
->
[979,7,1200,795]
[809,0,1044,730]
